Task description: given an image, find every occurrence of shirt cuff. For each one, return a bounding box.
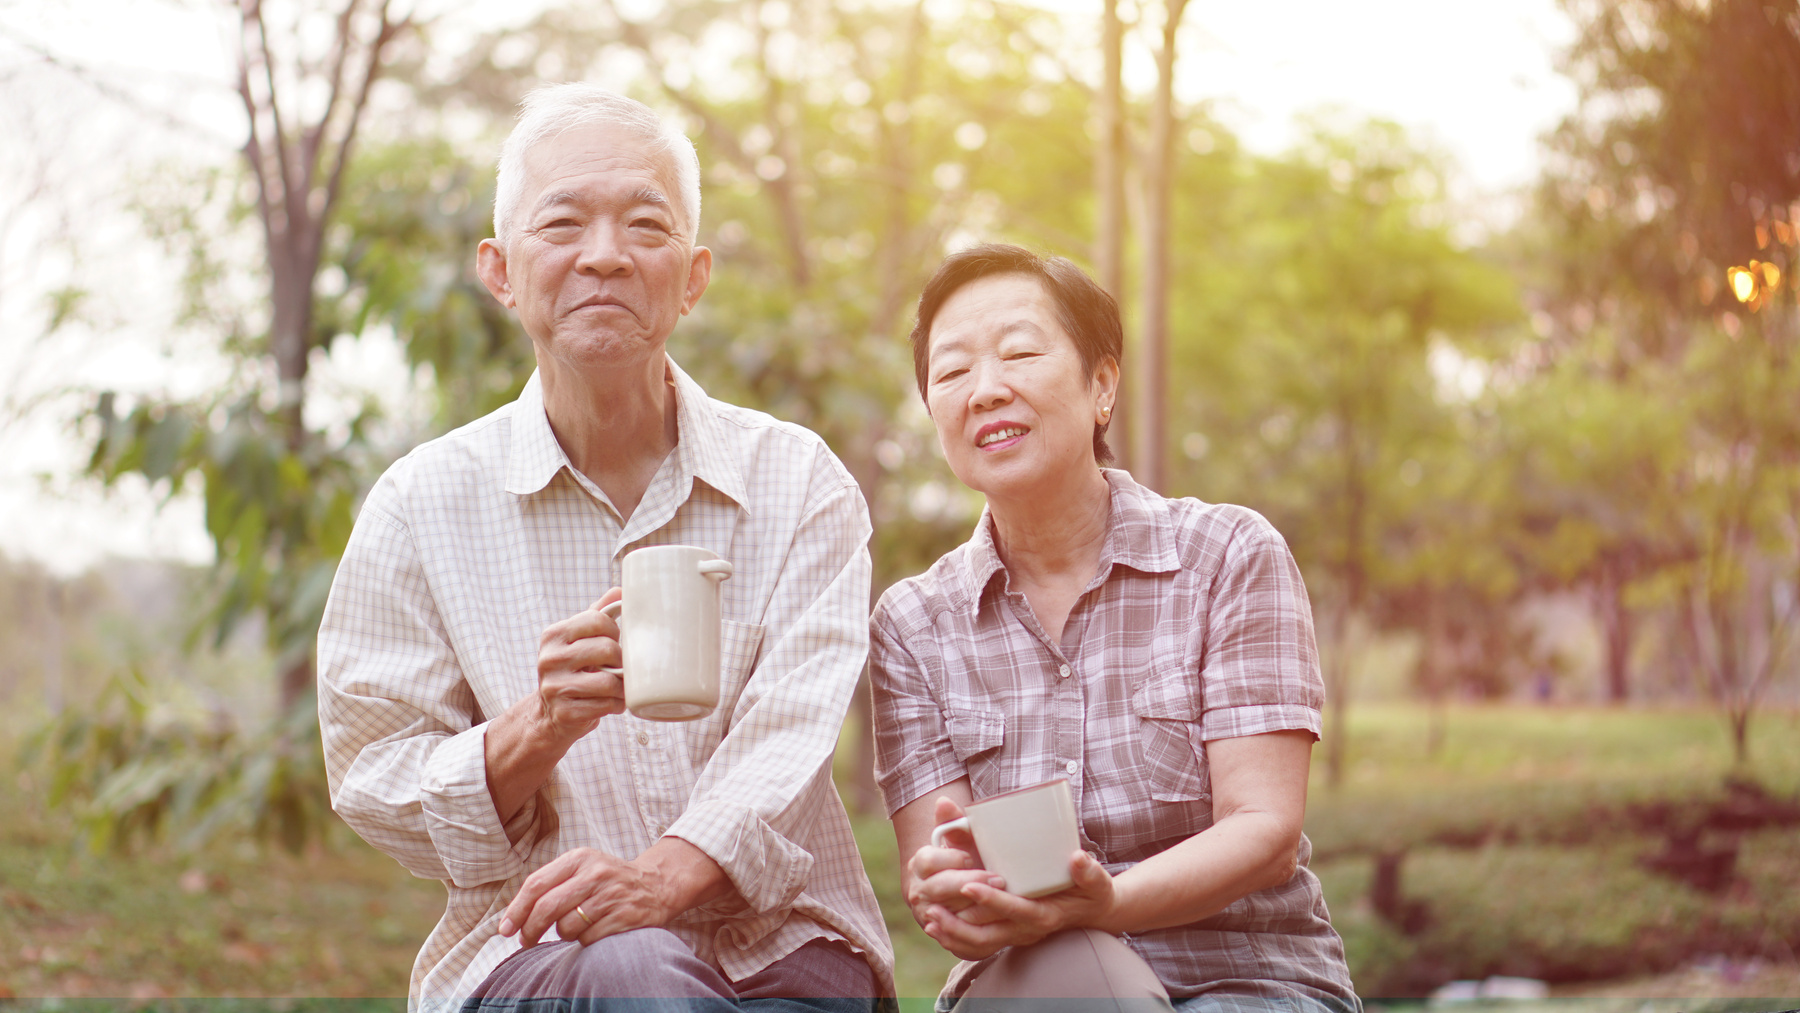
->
[667,800,814,915]
[876,744,964,818]
[418,722,536,888]
[1199,703,1322,742]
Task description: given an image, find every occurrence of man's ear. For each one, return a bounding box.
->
[680,246,713,316]
[476,238,514,308]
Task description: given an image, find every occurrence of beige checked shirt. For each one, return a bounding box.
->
[318,360,893,1003]
[870,470,1355,1002]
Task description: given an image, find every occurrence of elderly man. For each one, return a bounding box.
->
[317,83,892,1009]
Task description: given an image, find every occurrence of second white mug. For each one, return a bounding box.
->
[598,544,734,721]
[931,777,1080,898]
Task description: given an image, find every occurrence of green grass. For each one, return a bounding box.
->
[1306,703,1800,996]
[4,702,1799,1002]
[0,765,441,999]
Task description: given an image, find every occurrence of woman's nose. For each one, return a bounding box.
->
[968,361,1012,411]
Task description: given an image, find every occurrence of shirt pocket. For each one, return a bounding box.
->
[719,620,767,696]
[944,707,1005,799]
[685,620,767,766]
[1130,679,1210,804]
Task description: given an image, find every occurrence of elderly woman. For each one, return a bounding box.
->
[869,245,1358,1012]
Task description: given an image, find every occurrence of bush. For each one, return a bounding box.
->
[21,670,333,855]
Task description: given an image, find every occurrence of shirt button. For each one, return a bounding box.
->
[1065,760,1079,775]
[636,731,649,746]
[1058,664,1071,679]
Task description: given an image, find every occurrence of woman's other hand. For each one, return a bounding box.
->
[905,797,1006,929]
[920,849,1116,961]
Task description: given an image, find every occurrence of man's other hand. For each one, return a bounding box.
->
[497,839,730,947]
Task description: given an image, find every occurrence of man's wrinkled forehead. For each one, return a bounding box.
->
[520,123,688,227]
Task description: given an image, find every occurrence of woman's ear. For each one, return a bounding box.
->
[1092,356,1121,423]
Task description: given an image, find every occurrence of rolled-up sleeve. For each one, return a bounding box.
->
[665,474,872,915]
[1198,515,1324,743]
[318,476,538,888]
[867,601,960,817]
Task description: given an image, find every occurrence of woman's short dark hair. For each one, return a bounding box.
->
[908,243,1123,465]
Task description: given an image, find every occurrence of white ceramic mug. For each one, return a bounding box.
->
[930,777,1080,898]
[598,545,734,721]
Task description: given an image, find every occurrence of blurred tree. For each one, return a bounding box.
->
[1535,0,1800,753]
[1133,0,1192,492]
[89,0,411,711]
[1094,0,1130,471]
[1167,120,1521,784]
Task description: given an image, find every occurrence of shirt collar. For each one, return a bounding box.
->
[955,468,1181,618]
[502,358,750,514]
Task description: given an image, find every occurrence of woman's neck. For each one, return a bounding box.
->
[987,465,1113,588]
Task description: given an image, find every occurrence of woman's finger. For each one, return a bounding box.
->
[910,844,977,879]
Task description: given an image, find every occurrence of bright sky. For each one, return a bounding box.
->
[0,0,1577,575]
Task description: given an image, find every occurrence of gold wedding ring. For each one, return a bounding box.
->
[574,904,594,926]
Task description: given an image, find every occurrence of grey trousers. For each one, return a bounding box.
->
[941,929,1174,1013]
[462,928,880,1013]
[939,930,1359,1013]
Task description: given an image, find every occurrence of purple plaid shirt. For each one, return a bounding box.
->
[870,469,1355,1002]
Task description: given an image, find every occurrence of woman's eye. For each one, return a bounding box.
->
[934,368,969,384]
[1003,352,1041,361]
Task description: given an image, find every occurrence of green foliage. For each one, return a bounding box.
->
[21,671,331,856]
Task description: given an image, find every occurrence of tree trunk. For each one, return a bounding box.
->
[847,671,882,816]
[1325,415,1367,788]
[1596,564,1633,704]
[1132,0,1188,493]
[280,654,315,712]
[871,0,929,343]
[1730,707,1750,766]
[1095,0,1129,472]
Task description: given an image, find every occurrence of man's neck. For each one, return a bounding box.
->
[538,352,680,522]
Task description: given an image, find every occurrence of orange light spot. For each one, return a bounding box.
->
[1728,266,1756,303]
[1759,261,1781,289]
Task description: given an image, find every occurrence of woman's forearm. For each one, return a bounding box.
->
[1094,807,1299,935]
[1094,729,1313,936]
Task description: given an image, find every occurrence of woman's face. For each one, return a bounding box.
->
[924,272,1117,501]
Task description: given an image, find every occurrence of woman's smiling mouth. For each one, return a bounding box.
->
[977,424,1030,449]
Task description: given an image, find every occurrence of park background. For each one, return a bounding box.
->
[1,0,1798,1005]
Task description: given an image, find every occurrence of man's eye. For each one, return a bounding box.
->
[632,218,670,232]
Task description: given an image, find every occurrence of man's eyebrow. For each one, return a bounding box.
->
[629,186,673,212]
[531,191,583,218]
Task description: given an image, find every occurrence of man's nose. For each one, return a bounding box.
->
[574,223,633,275]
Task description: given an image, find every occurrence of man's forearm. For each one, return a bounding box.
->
[638,836,733,915]
[484,697,578,830]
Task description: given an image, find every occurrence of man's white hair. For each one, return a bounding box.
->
[492,83,702,247]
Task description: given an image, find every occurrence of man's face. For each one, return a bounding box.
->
[477,123,710,373]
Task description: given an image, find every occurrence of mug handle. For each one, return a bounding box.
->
[930,816,971,850]
[597,599,624,677]
[697,559,734,581]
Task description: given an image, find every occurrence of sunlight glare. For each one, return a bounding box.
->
[1727,266,1756,303]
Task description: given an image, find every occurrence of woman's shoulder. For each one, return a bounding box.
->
[872,535,991,639]
[1108,470,1294,566]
